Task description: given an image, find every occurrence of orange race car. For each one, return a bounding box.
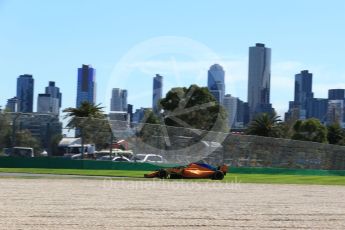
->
[144,163,228,180]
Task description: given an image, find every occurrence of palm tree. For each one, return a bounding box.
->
[63,102,105,120]
[246,112,282,137]
[63,102,105,159]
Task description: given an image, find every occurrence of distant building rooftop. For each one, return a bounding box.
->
[255,43,265,47]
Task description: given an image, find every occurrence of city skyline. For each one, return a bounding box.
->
[1,1,345,117]
[3,53,345,120]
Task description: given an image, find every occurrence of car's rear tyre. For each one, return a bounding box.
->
[158,169,168,179]
[212,170,224,180]
[217,166,227,176]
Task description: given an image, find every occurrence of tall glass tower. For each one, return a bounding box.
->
[76,64,96,107]
[37,81,62,114]
[207,64,225,104]
[247,43,272,120]
[17,74,34,113]
[46,81,62,107]
[110,88,128,111]
[328,89,345,100]
[152,74,163,114]
[294,70,314,119]
[223,94,237,128]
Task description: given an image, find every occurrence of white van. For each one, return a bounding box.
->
[10,147,34,157]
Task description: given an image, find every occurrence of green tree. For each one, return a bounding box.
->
[291,118,328,143]
[336,138,345,146]
[143,109,160,124]
[246,112,282,137]
[15,130,41,154]
[63,102,110,156]
[327,123,344,144]
[0,112,11,149]
[49,134,63,156]
[63,102,105,120]
[160,84,228,132]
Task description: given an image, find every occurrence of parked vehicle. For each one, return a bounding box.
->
[96,155,114,161]
[131,154,165,163]
[95,149,133,159]
[7,147,34,157]
[57,137,95,157]
[96,155,131,162]
[70,153,95,160]
[66,144,95,154]
[112,156,131,162]
[70,153,82,160]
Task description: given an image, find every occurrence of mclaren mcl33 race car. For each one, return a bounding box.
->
[144,163,229,180]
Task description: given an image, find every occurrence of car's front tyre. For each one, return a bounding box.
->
[158,169,168,179]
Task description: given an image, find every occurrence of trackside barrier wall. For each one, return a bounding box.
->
[0,157,170,171]
[229,167,345,176]
[1,157,345,176]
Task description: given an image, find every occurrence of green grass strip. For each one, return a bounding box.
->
[0,168,146,178]
[1,168,345,185]
[224,173,345,185]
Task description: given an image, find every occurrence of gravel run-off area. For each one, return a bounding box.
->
[0,177,345,230]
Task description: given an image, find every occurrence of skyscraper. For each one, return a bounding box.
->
[46,81,62,108]
[310,98,328,122]
[133,107,150,123]
[207,64,225,104]
[37,81,62,114]
[223,94,237,128]
[327,100,345,127]
[328,89,345,100]
[294,70,314,119]
[76,64,96,107]
[247,43,272,120]
[127,104,133,123]
[152,74,163,114]
[37,94,54,114]
[121,89,128,111]
[110,88,121,111]
[17,74,34,113]
[6,97,19,112]
[110,88,128,111]
[235,98,246,128]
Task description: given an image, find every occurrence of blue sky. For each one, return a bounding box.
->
[1,0,345,116]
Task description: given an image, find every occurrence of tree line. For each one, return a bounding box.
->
[246,112,345,145]
[0,113,42,154]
